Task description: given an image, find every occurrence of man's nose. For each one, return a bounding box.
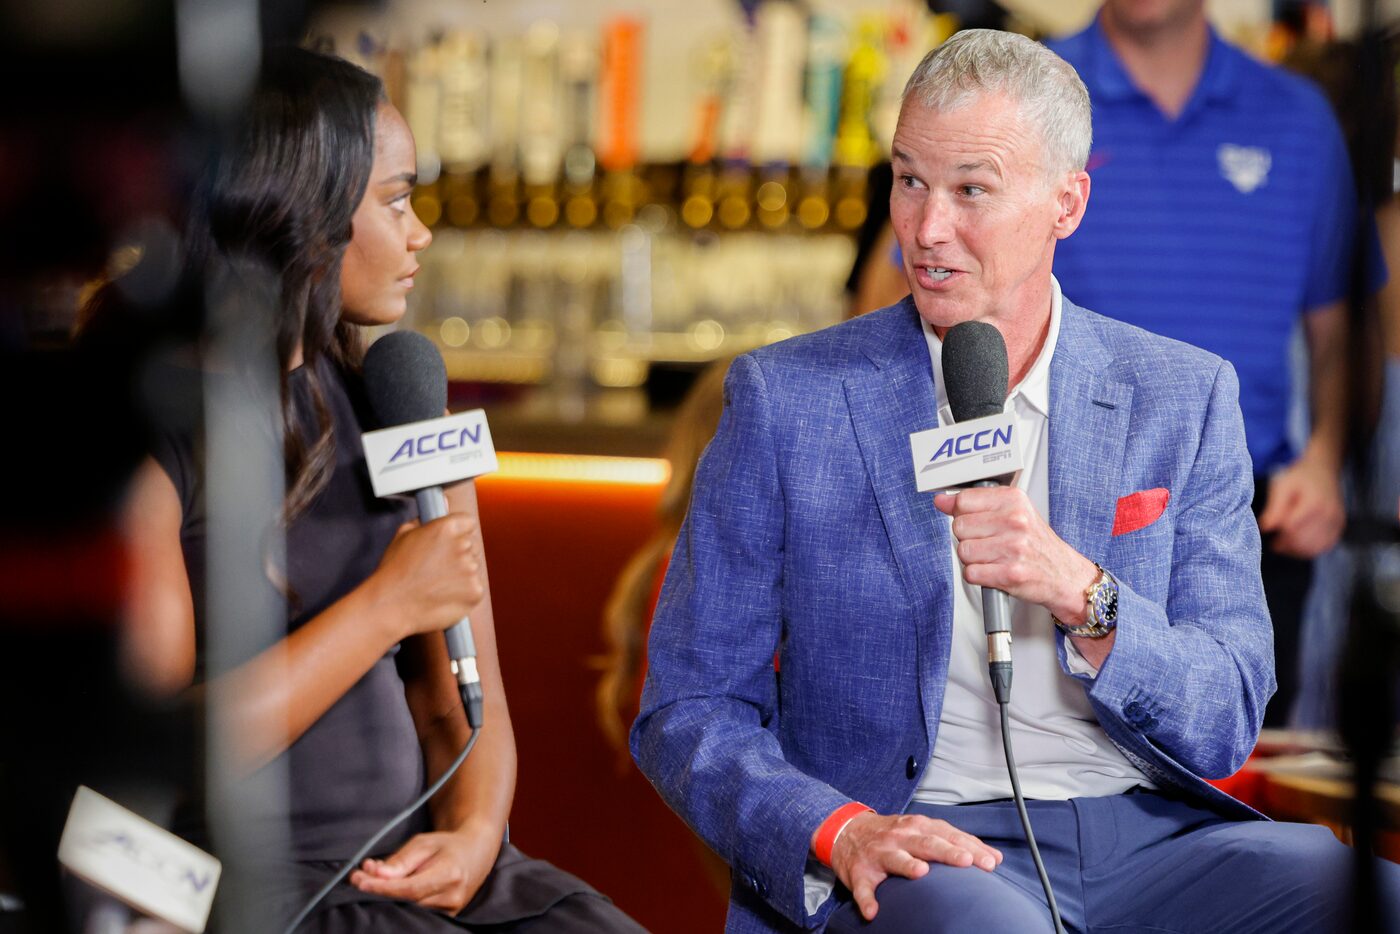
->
[916,192,955,247]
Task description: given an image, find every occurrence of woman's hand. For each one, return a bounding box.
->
[348,828,499,913]
[368,514,485,641]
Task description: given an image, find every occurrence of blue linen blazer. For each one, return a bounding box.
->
[630,296,1275,933]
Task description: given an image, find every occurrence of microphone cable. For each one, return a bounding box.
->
[988,656,1066,934]
[281,686,481,934]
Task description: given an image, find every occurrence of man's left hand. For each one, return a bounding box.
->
[934,486,1098,625]
[1257,452,1344,559]
[349,829,497,913]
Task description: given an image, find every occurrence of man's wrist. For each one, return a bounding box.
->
[812,802,873,867]
[1298,436,1343,474]
[1051,555,1101,626]
[1055,563,1120,639]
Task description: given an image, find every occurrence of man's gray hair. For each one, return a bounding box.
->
[902,29,1092,174]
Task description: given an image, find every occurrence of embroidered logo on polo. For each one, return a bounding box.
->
[1217,144,1271,193]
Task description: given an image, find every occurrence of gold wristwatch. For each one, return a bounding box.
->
[1053,564,1119,639]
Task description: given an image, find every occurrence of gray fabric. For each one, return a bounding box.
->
[274,845,646,933]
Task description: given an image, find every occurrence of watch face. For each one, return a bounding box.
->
[1092,577,1119,629]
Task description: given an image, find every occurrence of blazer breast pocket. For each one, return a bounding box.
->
[1108,488,1173,600]
[1112,488,1170,537]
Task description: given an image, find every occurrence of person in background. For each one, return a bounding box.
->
[597,358,730,758]
[1289,34,1400,727]
[104,47,642,933]
[1047,0,1384,726]
[597,358,732,902]
[843,163,911,319]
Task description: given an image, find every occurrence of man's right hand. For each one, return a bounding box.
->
[829,812,1003,922]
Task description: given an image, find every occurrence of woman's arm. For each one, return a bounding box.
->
[349,479,516,912]
[120,457,485,772]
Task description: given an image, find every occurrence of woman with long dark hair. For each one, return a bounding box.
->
[109,48,643,932]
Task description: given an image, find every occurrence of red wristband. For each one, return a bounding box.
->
[813,802,874,867]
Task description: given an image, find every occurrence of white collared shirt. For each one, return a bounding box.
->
[914,277,1150,803]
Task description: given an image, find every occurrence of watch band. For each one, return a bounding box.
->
[1053,564,1118,639]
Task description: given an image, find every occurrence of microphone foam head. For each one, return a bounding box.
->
[942,321,1008,422]
[362,330,447,427]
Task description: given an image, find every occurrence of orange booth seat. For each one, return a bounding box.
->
[476,454,727,934]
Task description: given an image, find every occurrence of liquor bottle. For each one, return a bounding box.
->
[716,162,753,231]
[487,35,523,229]
[405,35,444,227]
[679,36,730,230]
[872,2,947,154]
[439,30,490,229]
[680,161,718,230]
[798,14,845,232]
[832,15,886,231]
[750,1,806,232]
[520,21,562,230]
[559,32,599,230]
[381,45,407,117]
[597,17,644,230]
[750,0,805,167]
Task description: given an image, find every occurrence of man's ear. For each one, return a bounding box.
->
[1052,170,1091,241]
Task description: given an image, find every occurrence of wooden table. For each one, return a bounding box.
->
[1250,756,1400,859]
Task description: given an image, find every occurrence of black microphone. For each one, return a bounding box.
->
[362,330,483,729]
[943,321,1013,703]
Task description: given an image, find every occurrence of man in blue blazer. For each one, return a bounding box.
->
[632,29,1397,933]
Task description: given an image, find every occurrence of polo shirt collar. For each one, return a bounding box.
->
[1083,13,1240,108]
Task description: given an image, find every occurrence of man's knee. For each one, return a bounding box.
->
[827,864,1050,933]
[1206,821,1375,929]
[1217,821,1349,876]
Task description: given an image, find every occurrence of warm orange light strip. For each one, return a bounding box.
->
[489,452,671,486]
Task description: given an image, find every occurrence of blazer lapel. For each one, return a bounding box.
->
[842,302,953,685]
[1049,300,1134,564]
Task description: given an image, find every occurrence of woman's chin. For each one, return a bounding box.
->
[343,300,407,328]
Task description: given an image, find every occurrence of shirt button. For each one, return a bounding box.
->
[906,755,919,779]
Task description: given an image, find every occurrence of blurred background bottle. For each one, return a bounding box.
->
[308,0,1276,451]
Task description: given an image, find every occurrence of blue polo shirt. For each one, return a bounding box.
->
[1048,19,1377,474]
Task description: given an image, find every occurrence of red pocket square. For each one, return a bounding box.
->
[1113,488,1170,536]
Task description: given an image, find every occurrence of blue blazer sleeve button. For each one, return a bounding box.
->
[906,755,918,779]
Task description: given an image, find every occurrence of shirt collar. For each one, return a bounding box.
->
[924,277,1061,426]
[1083,14,1239,108]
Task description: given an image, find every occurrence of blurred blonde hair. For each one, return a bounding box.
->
[596,357,731,755]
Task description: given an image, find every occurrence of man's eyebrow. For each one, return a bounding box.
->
[379,171,417,187]
[891,147,912,165]
[956,159,1001,178]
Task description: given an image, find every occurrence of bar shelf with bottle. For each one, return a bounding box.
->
[314,2,957,412]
